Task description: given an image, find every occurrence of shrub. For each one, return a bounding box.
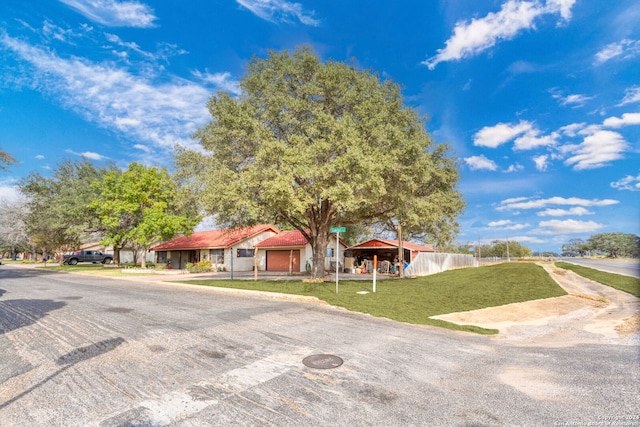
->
[186,260,213,273]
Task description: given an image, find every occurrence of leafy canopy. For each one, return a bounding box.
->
[177,47,463,277]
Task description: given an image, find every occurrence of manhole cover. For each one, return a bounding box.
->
[302,354,343,369]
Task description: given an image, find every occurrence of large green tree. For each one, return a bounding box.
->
[18,159,111,260]
[91,163,200,268]
[587,232,639,258]
[176,47,464,278]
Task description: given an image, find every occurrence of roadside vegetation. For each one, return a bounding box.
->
[179,262,566,334]
[555,262,640,297]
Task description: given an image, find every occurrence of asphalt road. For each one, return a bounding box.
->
[0,264,638,426]
[560,257,640,278]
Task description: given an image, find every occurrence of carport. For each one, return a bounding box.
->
[347,238,435,272]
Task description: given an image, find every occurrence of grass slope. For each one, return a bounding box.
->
[555,262,640,297]
[181,262,566,334]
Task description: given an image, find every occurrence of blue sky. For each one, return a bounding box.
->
[1,0,638,252]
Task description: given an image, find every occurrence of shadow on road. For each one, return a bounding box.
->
[0,299,66,335]
[0,337,126,410]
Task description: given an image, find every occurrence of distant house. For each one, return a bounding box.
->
[150,224,279,271]
[254,229,348,273]
[79,242,154,265]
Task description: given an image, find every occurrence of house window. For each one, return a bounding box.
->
[326,248,334,257]
[237,248,254,258]
[157,251,167,263]
[210,249,224,264]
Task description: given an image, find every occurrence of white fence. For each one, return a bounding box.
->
[404,252,477,277]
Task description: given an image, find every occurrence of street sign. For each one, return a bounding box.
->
[330,227,346,233]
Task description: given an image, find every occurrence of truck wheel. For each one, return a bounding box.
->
[103,257,112,264]
[69,258,78,265]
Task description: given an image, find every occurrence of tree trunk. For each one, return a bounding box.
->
[114,246,121,265]
[310,232,329,279]
[140,247,147,269]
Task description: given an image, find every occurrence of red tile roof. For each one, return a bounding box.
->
[255,229,309,248]
[348,238,434,252]
[151,224,278,251]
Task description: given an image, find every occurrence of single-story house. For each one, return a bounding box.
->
[150,224,279,271]
[254,229,348,273]
[347,238,435,272]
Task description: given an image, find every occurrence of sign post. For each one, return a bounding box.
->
[373,255,377,293]
[330,227,346,294]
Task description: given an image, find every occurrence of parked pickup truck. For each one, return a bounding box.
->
[63,250,113,265]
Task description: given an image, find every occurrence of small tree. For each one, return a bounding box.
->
[0,196,31,258]
[91,163,200,268]
[177,47,464,278]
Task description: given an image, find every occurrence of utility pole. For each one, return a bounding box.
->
[506,237,510,262]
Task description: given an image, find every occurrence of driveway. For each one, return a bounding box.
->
[0,264,638,426]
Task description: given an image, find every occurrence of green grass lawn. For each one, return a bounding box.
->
[180,262,566,334]
[555,262,640,297]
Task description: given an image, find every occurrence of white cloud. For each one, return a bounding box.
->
[563,130,628,170]
[504,163,523,173]
[602,112,640,128]
[42,21,74,42]
[35,154,45,160]
[464,155,498,171]
[423,0,576,69]
[552,93,594,107]
[488,219,530,230]
[537,207,593,216]
[236,0,319,26]
[192,71,241,96]
[497,196,619,211]
[59,0,157,28]
[0,178,22,203]
[610,173,640,191]
[532,154,548,171]
[505,235,547,244]
[595,39,640,64]
[473,120,533,148]
[83,152,106,160]
[0,32,238,153]
[131,144,149,153]
[535,219,604,235]
[546,0,577,20]
[514,129,558,150]
[618,86,640,106]
[558,122,587,137]
[65,149,108,160]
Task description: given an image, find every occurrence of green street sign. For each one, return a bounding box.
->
[330,227,346,233]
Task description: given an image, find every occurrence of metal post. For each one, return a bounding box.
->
[335,230,339,294]
[230,246,234,280]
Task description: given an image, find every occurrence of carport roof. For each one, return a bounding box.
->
[348,238,435,252]
[151,224,279,251]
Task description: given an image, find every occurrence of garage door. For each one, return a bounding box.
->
[266,250,300,272]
